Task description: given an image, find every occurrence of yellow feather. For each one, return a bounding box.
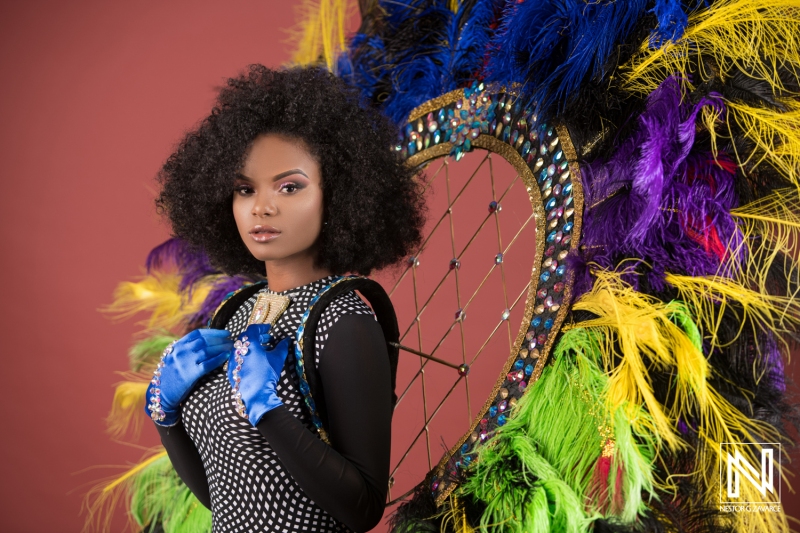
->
[440,495,476,533]
[103,272,214,334]
[623,0,800,186]
[82,449,168,533]
[106,378,150,440]
[572,270,785,523]
[726,100,800,187]
[624,0,800,96]
[290,0,355,72]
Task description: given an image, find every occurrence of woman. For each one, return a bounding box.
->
[146,65,425,533]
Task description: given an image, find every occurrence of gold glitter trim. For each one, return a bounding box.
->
[408,89,466,123]
[407,143,453,168]
[247,292,291,327]
[432,134,544,505]
[406,83,521,123]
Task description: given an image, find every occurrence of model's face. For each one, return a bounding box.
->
[233,134,324,267]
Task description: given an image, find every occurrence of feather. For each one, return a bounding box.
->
[106,378,150,440]
[128,333,179,372]
[622,0,800,186]
[145,238,217,294]
[571,270,789,533]
[104,272,214,334]
[290,0,356,72]
[485,0,651,115]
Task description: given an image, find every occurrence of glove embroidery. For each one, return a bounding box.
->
[232,336,252,419]
[148,341,176,422]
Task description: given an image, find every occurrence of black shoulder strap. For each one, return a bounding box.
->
[301,278,399,429]
[208,281,268,329]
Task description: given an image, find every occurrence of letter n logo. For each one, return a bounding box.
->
[720,442,781,504]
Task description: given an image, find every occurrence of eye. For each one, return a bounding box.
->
[279,182,301,194]
[234,184,254,196]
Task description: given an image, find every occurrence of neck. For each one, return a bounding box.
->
[264,255,333,293]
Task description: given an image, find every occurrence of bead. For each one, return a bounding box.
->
[455,308,466,321]
[554,282,565,293]
[544,318,554,329]
[540,271,551,282]
[556,264,567,276]
[558,250,569,260]
[546,197,557,211]
[537,287,548,299]
[498,414,508,426]
[552,183,562,197]
[535,304,545,314]
[407,256,420,267]
[457,363,470,377]
[488,200,501,213]
[495,253,504,264]
[470,431,479,443]
[499,388,509,399]
[554,150,563,161]
[524,364,534,376]
[514,359,525,370]
[530,348,540,360]
[518,382,527,392]
[509,397,518,408]
[489,405,498,417]
[519,348,529,357]
[522,140,531,156]
[499,400,508,412]
[531,316,542,327]
[501,308,511,320]
[560,170,570,183]
[450,258,461,270]
[563,221,574,233]
[545,296,555,308]
[480,418,488,428]
[545,245,555,256]
[533,157,544,171]
[480,430,489,442]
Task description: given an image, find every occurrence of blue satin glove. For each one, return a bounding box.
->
[228,323,292,425]
[146,328,233,426]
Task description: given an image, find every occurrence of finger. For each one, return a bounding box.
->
[206,342,235,357]
[202,350,231,373]
[266,338,292,372]
[203,331,234,346]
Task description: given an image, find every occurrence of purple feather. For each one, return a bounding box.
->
[145,238,218,292]
[187,275,257,330]
[572,76,738,297]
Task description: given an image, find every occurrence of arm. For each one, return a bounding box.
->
[155,422,211,509]
[256,314,392,532]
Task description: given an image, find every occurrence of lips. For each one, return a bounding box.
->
[249,225,281,243]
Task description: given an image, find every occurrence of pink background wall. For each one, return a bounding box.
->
[1,2,798,532]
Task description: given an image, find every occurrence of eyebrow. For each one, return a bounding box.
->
[235,169,309,182]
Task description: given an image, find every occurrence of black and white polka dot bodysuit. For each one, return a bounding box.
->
[179,276,382,533]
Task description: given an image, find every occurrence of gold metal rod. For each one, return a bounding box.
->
[391,342,464,371]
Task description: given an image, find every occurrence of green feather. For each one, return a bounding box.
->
[128,454,211,533]
[129,333,179,372]
[459,328,656,530]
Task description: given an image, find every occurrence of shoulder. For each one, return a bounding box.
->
[315,290,377,356]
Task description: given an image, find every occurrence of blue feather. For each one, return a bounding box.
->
[445,0,501,88]
[650,0,689,46]
[485,0,649,115]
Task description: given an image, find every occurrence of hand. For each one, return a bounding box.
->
[146,328,233,426]
[228,323,292,425]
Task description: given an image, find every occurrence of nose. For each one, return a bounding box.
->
[252,191,277,217]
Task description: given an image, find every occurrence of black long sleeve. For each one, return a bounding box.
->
[155,313,392,531]
[155,421,211,509]
[256,314,392,532]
